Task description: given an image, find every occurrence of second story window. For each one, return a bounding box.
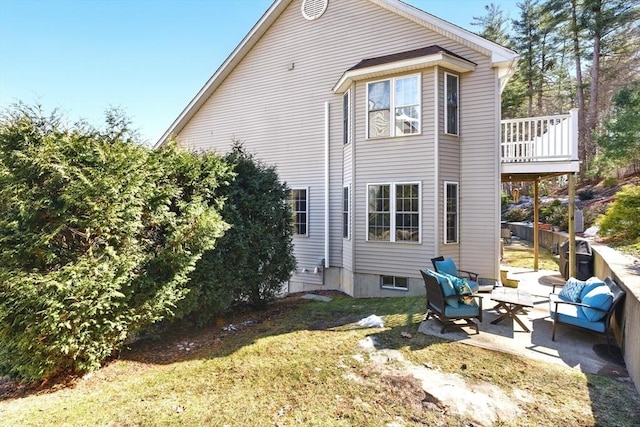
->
[445,73,459,135]
[367,75,420,138]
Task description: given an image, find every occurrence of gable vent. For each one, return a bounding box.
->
[301,0,328,21]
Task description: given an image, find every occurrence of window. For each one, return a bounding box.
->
[444,181,458,244]
[367,75,420,138]
[343,186,349,239]
[381,275,408,290]
[289,188,308,236]
[367,183,420,242]
[445,73,459,135]
[343,90,350,144]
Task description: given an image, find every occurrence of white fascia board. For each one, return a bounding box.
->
[154,0,291,148]
[370,0,518,66]
[332,53,475,94]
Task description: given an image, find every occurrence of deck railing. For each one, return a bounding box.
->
[501,109,578,164]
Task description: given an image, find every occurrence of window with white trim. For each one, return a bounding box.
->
[289,188,308,236]
[381,275,408,290]
[444,181,459,244]
[343,90,350,144]
[343,186,349,239]
[367,183,420,242]
[445,73,459,135]
[367,74,420,138]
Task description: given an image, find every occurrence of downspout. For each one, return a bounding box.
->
[434,66,439,249]
[324,102,330,269]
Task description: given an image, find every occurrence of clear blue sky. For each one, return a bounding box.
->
[0,0,519,145]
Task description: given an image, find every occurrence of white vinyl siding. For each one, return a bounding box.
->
[175,0,502,288]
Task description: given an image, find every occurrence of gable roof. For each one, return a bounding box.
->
[155,0,518,148]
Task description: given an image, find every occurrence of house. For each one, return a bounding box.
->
[156,0,520,298]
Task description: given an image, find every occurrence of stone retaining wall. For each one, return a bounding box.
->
[507,222,640,394]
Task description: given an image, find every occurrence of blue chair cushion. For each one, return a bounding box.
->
[580,285,613,322]
[426,269,458,308]
[435,258,458,277]
[444,299,479,317]
[579,277,606,301]
[558,277,587,302]
[549,298,606,333]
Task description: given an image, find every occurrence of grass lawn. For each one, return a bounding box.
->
[501,238,561,271]
[1,288,638,426]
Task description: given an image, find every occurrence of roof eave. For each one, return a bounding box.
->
[332,52,476,94]
[371,0,518,67]
[154,0,291,148]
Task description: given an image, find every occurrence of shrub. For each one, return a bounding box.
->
[183,142,296,325]
[501,192,511,210]
[546,205,569,230]
[0,104,231,380]
[505,207,529,222]
[583,205,607,230]
[597,184,640,241]
[578,189,595,201]
[603,177,618,188]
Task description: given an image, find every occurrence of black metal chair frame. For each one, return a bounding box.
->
[420,269,483,334]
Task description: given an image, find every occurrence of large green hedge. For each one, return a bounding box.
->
[183,142,296,324]
[0,105,232,380]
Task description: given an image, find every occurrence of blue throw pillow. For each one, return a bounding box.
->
[435,258,458,277]
[579,277,606,301]
[558,277,587,302]
[440,272,474,305]
[426,269,458,308]
[581,285,614,322]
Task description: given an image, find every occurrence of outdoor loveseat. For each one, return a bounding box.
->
[549,276,625,350]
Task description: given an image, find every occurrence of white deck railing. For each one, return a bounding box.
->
[501,109,579,164]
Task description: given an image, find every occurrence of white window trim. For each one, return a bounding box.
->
[343,185,350,240]
[366,74,421,139]
[444,72,459,136]
[290,187,309,237]
[366,181,421,243]
[343,90,351,145]
[381,275,409,291]
[444,181,459,244]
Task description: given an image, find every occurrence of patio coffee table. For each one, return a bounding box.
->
[490,287,534,332]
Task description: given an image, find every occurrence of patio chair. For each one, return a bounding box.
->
[549,276,625,353]
[430,256,480,293]
[420,269,483,334]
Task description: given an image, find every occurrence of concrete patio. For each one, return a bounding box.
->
[418,267,628,378]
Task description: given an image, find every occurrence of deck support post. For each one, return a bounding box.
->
[533,178,539,271]
[568,173,576,278]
